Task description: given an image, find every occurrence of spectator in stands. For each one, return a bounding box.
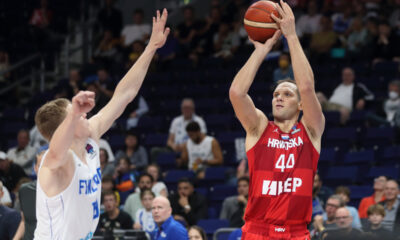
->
[331,5,353,35]
[323,207,364,240]
[124,173,153,222]
[0,151,27,193]
[389,0,400,41]
[170,178,207,226]
[347,17,369,59]
[13,146,46,240]
[379,179,400,234]
[97,191,133,238]
[101,175,120,207]
[272,52,294,83]
[29,0,53,29]
[384,80,400,127]
[335,186,362,229]
[0,180,21,240]
[175,6,201,56]
[188,225,207,240]
[121,9,151,48]
[7,129,37,175]
[54,69,83,100]
[125,95,149,129]
[296,1,322,39]
[311,194,342,239]
[317,67,374,124]
[166,98,207,154]
[134,189,157,239]
[312,174,324,218]
[94,29,119,61]
[126,40,146,68]
[220,176,249,227]
[145,163,168,197]
[314,173,334,208]
[213,21,240,59]
[359,176,387,219]
[115,131,148,172]
[363,204,393,239]
[99,138,115,163]
[372,21,400,64]
[113,157,136,200]
[152,196,189,240]
[177,121,223,177]
[96,68,116,98]
[84,78,110,116]
[97,0,123,37]
[309,15,337,61]
[0,50,10,85]
[0,184,12,207]
[100,148,114,176]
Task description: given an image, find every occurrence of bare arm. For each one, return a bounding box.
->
[45,91,95,169]
[229,31,281,135]
[207,139,223,165]
[177,144,188,168]
[89,9,170,140]
[12,213,25,240]
[272,1,325,140]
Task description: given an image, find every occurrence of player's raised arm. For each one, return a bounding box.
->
[89,9,170,140]
[229,31,281,135]
[272,0,324,140]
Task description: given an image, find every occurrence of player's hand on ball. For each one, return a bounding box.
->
[148,9,170,50]
[271,0,296,38]
[71,91,95,116]
[249,30,281,53]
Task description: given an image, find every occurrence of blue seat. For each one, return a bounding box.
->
[348,185,373,200]
[217,131,245,145]
[362,127,395,147]
[319,148,337,164]
[324,111,341,127]
[325,166,359,186]
[325,127,357,148]
[144,133,168,147]
[382,146,400,162]
[108,134,125,152]
[343,150,374,164]
[209,185,237,202]
[204,167,230,182]
[156,152,176,170]
[367,166,399,180]
[197,219,229,235]
[164,170,195,184]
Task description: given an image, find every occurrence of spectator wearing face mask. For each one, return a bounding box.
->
[384,80,400,127]
[273,52,294,83]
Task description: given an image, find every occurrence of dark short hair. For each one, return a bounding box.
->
[103,190,117,201]
[238,176,249,185]
[188,226,208,240]
[139,173,154,183]
[178,177,193,186]
[102,175,114,184]
[186,121,201,132]
[134,9,144,15]
[140,189,155,199]
[335,186,351,198]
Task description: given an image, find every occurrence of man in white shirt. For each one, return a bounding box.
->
[296,1,321,38]
[317,67,374,124]
[121,9,151,47]
[7,129,37,175]
[167,98,207,153]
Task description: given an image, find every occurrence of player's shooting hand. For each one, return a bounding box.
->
[71,91,95,116]
[249,30,281,54]
[148,9,170,50]
[271,0,296,38]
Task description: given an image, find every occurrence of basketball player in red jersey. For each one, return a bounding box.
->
[229,1,325,240]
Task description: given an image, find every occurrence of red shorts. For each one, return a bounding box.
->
[242,221,310,240]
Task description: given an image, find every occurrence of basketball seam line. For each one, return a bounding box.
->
[250,6,275,16]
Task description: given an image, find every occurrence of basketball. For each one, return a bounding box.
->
[244,0,280,43]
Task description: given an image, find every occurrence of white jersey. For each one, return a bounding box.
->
[34,138,102,240]
[187,136,214,170]
[135,208,157,233]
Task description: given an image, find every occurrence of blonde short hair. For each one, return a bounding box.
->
[35,98,70,141]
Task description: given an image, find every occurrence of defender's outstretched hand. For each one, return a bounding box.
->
[249,30,282,54]
[71,91,95,116]
[148,9,170,49]
[271,0,296,38]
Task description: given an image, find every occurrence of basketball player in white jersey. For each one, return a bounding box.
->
[33,9,170,240]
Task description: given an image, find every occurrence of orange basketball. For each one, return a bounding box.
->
[244,0,280,43]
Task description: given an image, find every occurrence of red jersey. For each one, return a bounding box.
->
[243,121,319,230]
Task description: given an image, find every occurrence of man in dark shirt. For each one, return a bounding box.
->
[323,207,364,240]
[97,190,133,239]
[169,178,207,226]
[0,151,27,192]
[0,180,21,239]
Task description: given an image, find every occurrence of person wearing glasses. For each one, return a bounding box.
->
[311,194,343,239]
[322,207,364,240]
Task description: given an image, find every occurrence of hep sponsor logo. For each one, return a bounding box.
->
[262,178,302,196]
